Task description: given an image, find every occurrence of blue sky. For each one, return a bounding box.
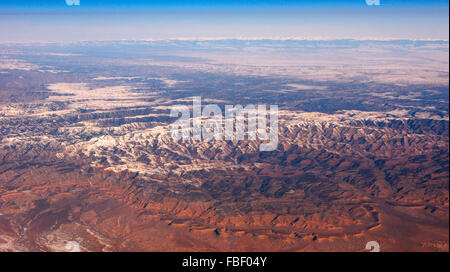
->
[0,1,448,42]
[0,1,448,10]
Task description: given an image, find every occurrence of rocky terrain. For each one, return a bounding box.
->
[0,40,448,251]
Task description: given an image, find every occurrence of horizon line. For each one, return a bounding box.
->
[1,37,449,45]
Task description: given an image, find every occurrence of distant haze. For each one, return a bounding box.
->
[0,0,448,42]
